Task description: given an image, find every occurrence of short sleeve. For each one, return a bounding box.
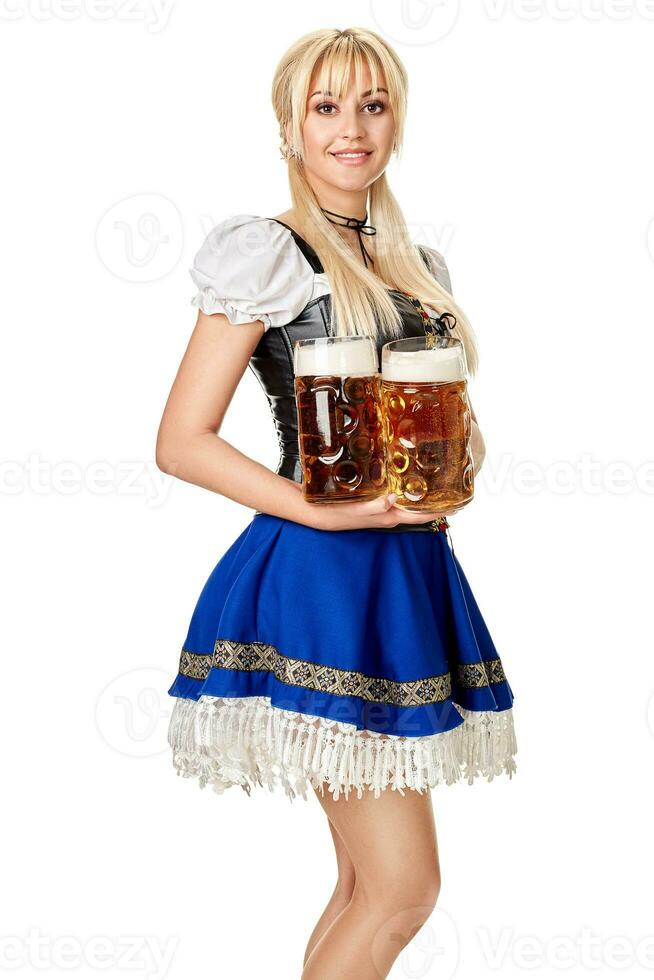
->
[418,244,453,295]
[190,213,315,329]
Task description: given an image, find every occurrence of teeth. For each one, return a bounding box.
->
[334,152,368,158]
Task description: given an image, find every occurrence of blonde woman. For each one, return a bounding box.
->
[157,26,517,979]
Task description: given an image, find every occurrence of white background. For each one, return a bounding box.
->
[2,2,654,978]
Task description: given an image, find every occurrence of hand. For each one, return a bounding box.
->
[300,492,461,532]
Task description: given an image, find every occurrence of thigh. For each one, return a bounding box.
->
[313,785,440,896]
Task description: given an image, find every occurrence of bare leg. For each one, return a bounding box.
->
[302,816,356,966]
[301,782,441,980]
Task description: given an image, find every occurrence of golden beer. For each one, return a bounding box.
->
[293,336,387,503]
[380,336,474,511]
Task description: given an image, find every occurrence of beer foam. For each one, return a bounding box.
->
[294,337,378,377]
[382,346,465,384]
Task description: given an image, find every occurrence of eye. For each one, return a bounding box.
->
[316,102,337,115]
[363,100,385,114]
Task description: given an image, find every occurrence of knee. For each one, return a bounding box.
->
[403,862,441,912]
[362,859,441,917]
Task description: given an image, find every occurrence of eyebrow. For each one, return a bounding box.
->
[308,87,389,99]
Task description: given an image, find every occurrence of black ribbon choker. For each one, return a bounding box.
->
[320,207,377,269]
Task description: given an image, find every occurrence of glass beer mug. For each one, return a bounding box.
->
[380,335,474,511]
[293,335,388,504]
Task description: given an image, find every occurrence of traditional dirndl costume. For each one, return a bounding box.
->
[166,214,518,802]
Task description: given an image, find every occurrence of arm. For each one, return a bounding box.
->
[155,310,309,522]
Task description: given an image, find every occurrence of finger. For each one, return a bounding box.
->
[370,492,397,511]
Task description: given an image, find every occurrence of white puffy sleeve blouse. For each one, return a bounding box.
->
[189,213,329,331]
[189,213,453,330]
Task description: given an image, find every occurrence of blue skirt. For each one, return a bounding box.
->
[166,513,517,802]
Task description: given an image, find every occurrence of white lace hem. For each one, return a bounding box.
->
[167,695,518,802]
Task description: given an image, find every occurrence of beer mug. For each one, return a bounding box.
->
[293,336,387,503]
[380,335,473,511]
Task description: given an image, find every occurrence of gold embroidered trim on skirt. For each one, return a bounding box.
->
[177,639,508,707]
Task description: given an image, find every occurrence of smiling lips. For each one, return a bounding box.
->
[330,150,373,166]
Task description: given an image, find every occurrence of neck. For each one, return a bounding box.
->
[311,183,368,221]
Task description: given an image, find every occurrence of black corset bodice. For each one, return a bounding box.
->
[248,220,452,531]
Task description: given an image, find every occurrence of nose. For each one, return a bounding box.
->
[338,105,368,142]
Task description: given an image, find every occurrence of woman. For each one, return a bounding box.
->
[157,26,517,979]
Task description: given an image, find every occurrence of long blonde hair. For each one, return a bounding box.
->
[271,26,479,377]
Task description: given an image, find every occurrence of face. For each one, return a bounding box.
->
[295,61,396,195]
